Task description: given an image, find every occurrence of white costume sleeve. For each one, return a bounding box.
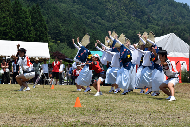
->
[140,37,146,45]
[116,39,122,45]
[77,42,83,47]
[147,39,155,46]
[96,46,104,52]
[99,42,112,50]
[129,45,135,51]
[136,48,145,54]
[109,35,114,41]
[104,49,116,55]
[73,43,80,50]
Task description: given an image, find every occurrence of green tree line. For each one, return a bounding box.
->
[1,0,190,59]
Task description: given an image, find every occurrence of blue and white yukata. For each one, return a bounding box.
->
[115,40,132,93]
[73,43,92,86]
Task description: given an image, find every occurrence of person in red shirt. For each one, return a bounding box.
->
[86,54,106,96]
[50,57,60,85]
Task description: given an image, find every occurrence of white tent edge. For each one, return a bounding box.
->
[0,40,50,59]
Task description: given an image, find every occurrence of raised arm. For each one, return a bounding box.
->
[108,31,114,41]
[139,37,146,45]
[76,37,82,47]
[133,44,145,54]
[97,40,111,50]
[152,47,157,58]
[147,39,155,46]
[95,42,104,52]
[104,49,116,55]
[77,42,82,47]
[72,39,80,50]
[129,45,135,51]
[115,39,123,46]
[96,46,104,52]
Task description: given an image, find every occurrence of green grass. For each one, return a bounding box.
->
[0,84,190,126]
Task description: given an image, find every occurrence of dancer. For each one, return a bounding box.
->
[73,64,86,91]
[153,49,179,101]
[72,36,92,92]
[12,48,34,91]
[96,40,121,93]
[137,32,154,94]
[108,33,132,95]
[86,54,106,96]
[144,32,165,96]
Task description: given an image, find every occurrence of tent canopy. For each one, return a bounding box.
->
[0,40,50,59]
[155,33,189,58]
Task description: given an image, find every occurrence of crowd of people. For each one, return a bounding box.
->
[0,44,80,89]
[1,30,179,102]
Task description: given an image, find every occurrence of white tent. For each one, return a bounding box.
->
[155,33,189,58]
[0,40,50,59]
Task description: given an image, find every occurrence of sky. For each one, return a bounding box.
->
[174,0,190,6]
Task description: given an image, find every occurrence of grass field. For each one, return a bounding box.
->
[0,83,190,126]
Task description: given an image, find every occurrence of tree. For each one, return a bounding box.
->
[0,0,13,40]
[12,0,33,41]
[30,4,49,42]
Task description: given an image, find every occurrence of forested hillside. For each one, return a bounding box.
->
[1,0,190,59]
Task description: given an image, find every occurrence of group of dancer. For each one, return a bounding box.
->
[72,31,179,101]
[11,31,179,101]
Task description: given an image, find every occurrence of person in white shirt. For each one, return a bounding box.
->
[153,49,179,101]
[41,59,49,85]
[12,48,35,91]
[59,60,65,85]
[12,60,20,84]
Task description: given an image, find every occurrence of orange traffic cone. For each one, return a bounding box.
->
[145,88,148,92]
[74,97,82,107]
[51,85,54,89]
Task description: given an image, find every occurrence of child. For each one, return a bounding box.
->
[73,64,86,91]
[153,49,179,101]
[86,54,106,96]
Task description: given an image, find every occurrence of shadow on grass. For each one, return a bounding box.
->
[147,96,166,100]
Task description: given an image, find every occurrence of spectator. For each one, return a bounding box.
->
[48,63,53,80]
[41,59,49,85]
[66,64,72,85]
[33,57,41,85]
[1,57,9,84]
[50,57,60,85]
[72,62,78,85]
[59,60,65,85]
[12,60,20,84]
[7,58,12,84]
